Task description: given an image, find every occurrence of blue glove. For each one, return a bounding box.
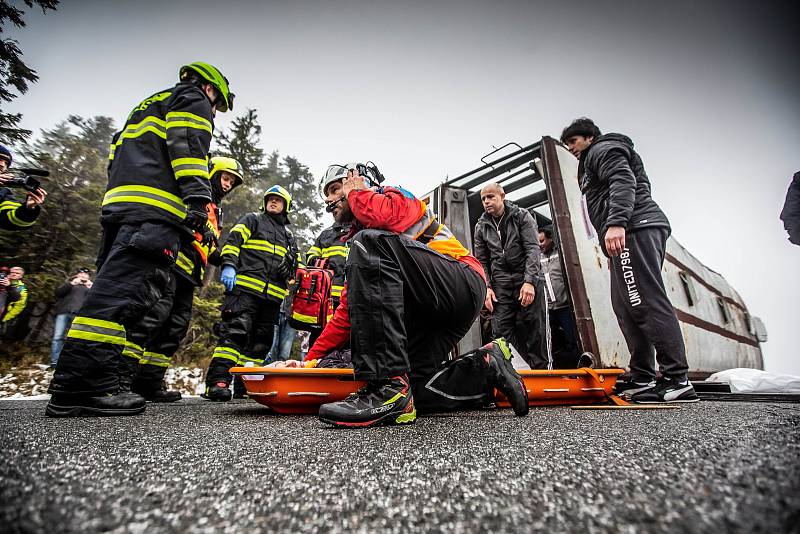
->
[220,266,237,292]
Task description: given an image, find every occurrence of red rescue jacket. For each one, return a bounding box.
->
[306,185,485,360]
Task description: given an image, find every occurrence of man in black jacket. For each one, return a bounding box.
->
[474,183,548,369]
[0,144,47,231]
[561,117,697,403]
[46,62,234,417]
[51,268,93,367]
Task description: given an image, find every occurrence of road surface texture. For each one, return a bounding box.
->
[1,398,798,533]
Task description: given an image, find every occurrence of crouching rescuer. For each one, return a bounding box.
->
[46,62,234,417]
[204,185,301,401]
[119,157,244,402]
[307,163,529,428]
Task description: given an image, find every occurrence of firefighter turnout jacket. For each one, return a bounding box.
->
[103,81,213,226]
[219,211,302,302]
[306,221,351,300]
[0,188,40,230]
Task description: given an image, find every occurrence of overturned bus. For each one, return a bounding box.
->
[423,137,767,379]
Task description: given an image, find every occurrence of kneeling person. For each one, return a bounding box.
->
[307,163,528,427]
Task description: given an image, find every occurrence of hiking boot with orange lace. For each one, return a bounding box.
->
[318,374,416,427]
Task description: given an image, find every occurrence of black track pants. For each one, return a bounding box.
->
[413,348,494,413]
[124,273,196,395]
[346,230,486,383]
[49,222,181,395]
[206,290,279,385]
[490,276,548,369]
[610,227,688,382]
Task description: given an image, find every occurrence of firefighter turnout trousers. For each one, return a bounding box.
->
[49,222,181,395]
[205,290,280,386]
[122,272,196,396]
[346,230,486,384]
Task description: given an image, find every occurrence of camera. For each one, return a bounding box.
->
[4,168,49,193]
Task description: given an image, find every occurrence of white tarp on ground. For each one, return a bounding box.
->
[707,368,800,394]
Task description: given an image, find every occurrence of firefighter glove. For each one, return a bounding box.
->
[184,203,209,232]
[220,266,237,292]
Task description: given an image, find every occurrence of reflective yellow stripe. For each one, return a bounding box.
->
[331,285,344,297]
[7,210,35,227]
[321,246,349,258]
[291,311,318,324]
[221,244,240,257]
[171,157,210,180]
[236,275,266,292]
[166,111,212,134]
[0,201,20,209]
[231,224,251,240]
[141,351,171,367]
[213,346,242,363]
[122,341,144,360]
[307,246,322,258]
[110,117,167,159]
[66,317,126,346]
[266,284,288,300]
[176,251,194,276]
[103,185,187,219]
[241,239,287,257]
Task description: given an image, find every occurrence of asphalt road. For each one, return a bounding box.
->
[1,398,798,533]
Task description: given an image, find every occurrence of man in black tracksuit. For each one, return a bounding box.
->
[474,184,548,369]
[561,117,697,403]
[46,62,235,417]
[204,185,300,401]
[121,157,244,402]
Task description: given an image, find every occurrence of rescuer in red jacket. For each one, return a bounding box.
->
[310,163,529,427]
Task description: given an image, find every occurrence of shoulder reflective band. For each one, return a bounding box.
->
[66,317,127,346]
[103,185,187,220]
[213,345,242,363]
[230,223,252,240]
[108,116,168,161]
[176,251,194,276]
[166,111,213,134]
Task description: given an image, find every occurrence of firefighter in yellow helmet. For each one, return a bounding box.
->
[204,184,303,401]
[47,63,234,417]
[120,157,244,402]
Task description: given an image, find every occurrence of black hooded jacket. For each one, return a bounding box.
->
[474,200,542,288]
[580,133,670,247]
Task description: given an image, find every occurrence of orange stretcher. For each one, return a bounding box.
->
[230,366,625,415]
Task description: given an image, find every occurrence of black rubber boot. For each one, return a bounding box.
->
[118,355,141,393]
[233,376,249,399]
[485,338,529,416]
[45,391,146,418]
[143,387,182,403]
[133,364,181,403]
[202,381,232,402]
[318,374,416,427]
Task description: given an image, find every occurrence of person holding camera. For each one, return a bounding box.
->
[50,268,93,367]
[203,185,301,401]
[0,145,47,231]
[46,62,235,418]
[0,267,21,331]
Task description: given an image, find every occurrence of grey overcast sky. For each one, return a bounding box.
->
[7,0,799,374]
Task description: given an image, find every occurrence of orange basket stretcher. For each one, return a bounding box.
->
[230,366,624,415]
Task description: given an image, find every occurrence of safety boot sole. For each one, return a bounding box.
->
[45,401,145,418]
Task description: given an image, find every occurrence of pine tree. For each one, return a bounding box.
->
[0,0,59,144]
[278,155,323,252]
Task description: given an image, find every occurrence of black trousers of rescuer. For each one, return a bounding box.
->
[491,274,548,369]
[346,230,486,385]
[49,222,181,395]
[205,290,279,386]
[125,273,196,395]
[609,227,688,383]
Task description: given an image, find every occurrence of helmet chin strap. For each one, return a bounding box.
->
[325,197,344,213]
